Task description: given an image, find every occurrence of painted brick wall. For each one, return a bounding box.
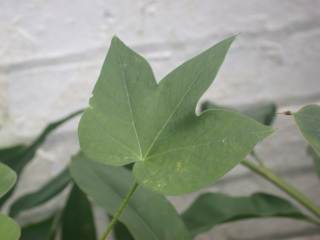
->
[1,0,320,239]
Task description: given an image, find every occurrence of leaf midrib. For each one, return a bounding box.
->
[116,44,143,159]
[92,167,160,240]
[143,70,203,159]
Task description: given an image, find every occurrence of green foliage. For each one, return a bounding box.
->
[0,110,82,206]
[0,163,20,240]
[114,222,134,240]
[0,214,20,240]
[0,110,83,175]
[21,216,57,240]
[294,105,320,156]
[9,168,71,217]
[61,184,97,240]
[201,101,277,126]
[0,163,16,198]
[1,36,319,240]
[0,110,82,240]
[307,146,320,177]
[70,152,191,240]
[79,36,272,195]
[182,192,311,236]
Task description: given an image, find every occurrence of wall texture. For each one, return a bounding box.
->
[1,0,320,239]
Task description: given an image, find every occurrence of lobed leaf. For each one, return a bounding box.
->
[79,36,272,194]
[182,192,311,237]
[294,105,320,157]
[70,152,191,240]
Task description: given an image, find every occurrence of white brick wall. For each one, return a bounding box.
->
[1,0,320,239]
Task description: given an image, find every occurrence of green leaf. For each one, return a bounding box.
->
[1,109,83,175]
[9,168,71,217]
[78,36,272,195]
[0,145,27,163]
[61,184,97,240]
[0,109,82,206]
[0,163,16,198]
[307,146,320,177]
[294,105,320,156]
[21,217,54,240]
[201,101,277,126]
[114,222,134,240]
[0,213,20,240]
[70,153,191,240]
[182,192,311,237]
[20,215,59,240]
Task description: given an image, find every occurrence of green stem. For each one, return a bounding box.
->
[100,182,139,240]
[242,159,320,220]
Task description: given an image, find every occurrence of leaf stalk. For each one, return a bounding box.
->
[100,182,139,240]
[242,159,320,221]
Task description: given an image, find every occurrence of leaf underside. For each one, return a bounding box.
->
[79,36,272,194]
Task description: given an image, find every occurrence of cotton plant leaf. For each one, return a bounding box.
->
[114,222,134,240]
[0,145,27,163]
[1,109,83,175]
[201,101,277,126]
[9,167,71,217]
[20,217,54,240]
[307,146,320,178]
[61,184,97,240]
[20,214,60,240]
[0,213,20,240]
[0,163,16,198]
[0,164,20,240]
[294,105,320,157]
[79,36,272,195]
[0,109,82,206]
[182,192,311,237]
[70,152,191,240]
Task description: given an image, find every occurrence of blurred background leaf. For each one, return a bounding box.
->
[20,215,57,240]
[307,146,320,178]
[182,192,313,237]
[61,184,97,240]
[9,167,71,217]
[201,101,277,126]
[0,109,82,207]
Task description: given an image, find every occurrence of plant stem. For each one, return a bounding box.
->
[242,159,320,220]
[100,182,139,240]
